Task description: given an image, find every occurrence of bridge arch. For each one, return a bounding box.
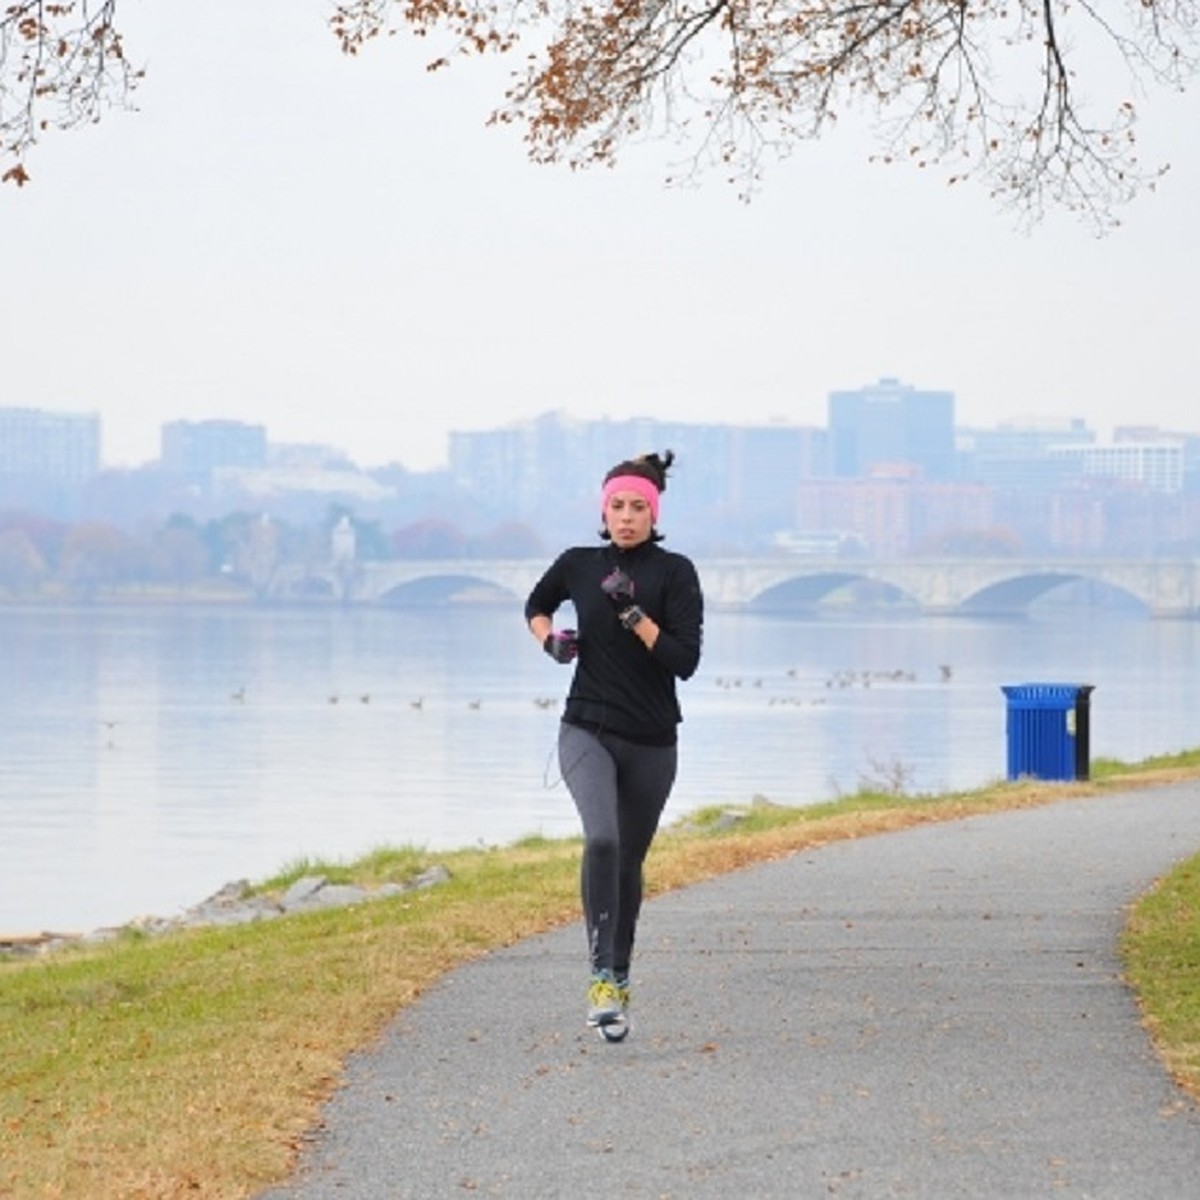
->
[355,560,541,605]
[751,570,920,612]
[374,572,520,605]
[957,571,1149,616]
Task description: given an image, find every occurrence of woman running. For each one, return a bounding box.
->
[525,450,704,1035]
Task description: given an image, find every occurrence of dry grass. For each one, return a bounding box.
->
[2,762,1198,1198]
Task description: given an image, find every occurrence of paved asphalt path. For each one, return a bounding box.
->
[262,783,1200,1198]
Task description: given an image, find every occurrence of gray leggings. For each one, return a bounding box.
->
[557,722,678,978]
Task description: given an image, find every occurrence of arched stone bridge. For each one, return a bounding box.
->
[269,556,1200,618]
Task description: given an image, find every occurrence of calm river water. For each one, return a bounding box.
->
[3,602,1199,935]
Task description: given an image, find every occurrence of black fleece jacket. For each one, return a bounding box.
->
[525,540,704,745]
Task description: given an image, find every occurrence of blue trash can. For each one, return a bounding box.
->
[1002,683,1094,782]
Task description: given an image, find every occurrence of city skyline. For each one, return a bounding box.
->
[4,393,1196,480]
[5,398,1197,566]
[2,2,1198,474]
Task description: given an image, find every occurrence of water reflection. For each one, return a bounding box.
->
[2,603,1198,935]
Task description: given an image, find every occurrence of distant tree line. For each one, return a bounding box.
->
[0,506,545,600]
[6,486,1198,602]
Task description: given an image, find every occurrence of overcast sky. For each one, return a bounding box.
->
[4,1,1198,472]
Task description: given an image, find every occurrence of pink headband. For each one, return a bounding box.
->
[602,474,660,522]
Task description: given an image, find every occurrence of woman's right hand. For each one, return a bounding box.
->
[543,629,579,664]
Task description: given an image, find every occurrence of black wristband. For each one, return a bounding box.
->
[619,605,645,630]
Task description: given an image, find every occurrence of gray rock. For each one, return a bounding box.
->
[285,883,369,912]
[281,876,328,907]
[1,864,452,959]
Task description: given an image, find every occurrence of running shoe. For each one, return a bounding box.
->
[586,971,624,1026]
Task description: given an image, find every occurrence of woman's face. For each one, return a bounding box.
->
[603,490,655,548]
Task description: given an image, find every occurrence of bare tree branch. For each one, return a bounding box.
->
[1,1,142,185]
[388,0,1198,226]
[2,0,1196,228]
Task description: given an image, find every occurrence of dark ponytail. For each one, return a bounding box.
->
[602,449,674,492]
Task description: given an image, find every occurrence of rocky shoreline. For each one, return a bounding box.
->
[1,807,761,962]
[0,866,452,961]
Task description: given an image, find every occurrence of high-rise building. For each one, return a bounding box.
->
[959,417,1094,489]
[1049,440,1185,494]
[718,423,828,535]
[827,377,956,481]
[1114,424,1198,495]
[160,419,267,483]
[0,406,101,483]
[795,476,994,556]
[0,406,101,516]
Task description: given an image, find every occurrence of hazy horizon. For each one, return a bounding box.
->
[4,2,1198,473]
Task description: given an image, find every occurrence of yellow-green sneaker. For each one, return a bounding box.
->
[586,971,623,1027]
